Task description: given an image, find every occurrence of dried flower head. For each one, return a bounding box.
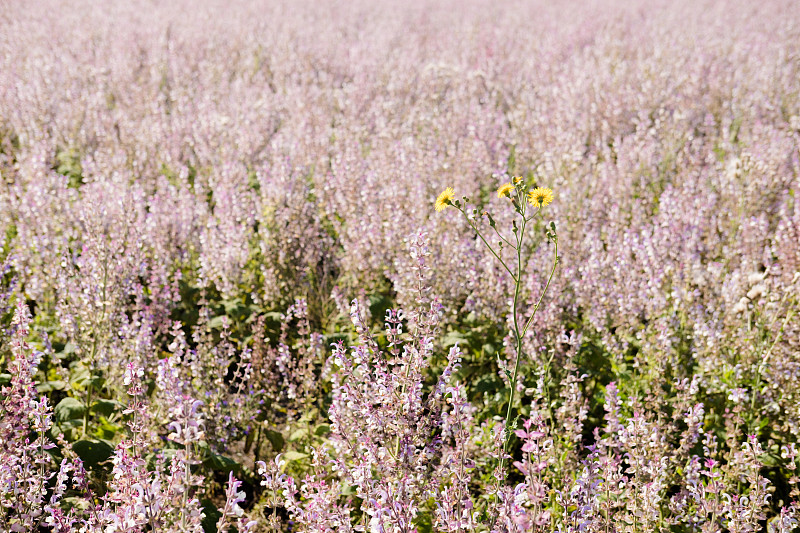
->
[435,187,455,212]
[528,187,554,208]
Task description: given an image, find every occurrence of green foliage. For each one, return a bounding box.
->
[201,499,223,533]
[72,439,114,469]
[55,147,84,189]
[54,396,86,421]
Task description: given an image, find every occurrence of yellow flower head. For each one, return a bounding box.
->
[497,183,515,199]
[528,187,554,208]
[435,187,455,212]
[513,176,523,185]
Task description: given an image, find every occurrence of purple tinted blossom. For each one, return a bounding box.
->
[493,483,532,533]
[166,398,206,445]
[0,302,57,531]
[0,0,799,529]
[217,472,256,533]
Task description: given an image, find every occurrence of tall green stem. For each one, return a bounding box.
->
[498,208,527,476]
[496,213,558,477]
[447,185,557,526]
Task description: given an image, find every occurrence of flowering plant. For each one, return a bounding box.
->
[436,179,558,482]
[1,0,799,531]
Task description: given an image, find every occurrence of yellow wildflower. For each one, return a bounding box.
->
[513,176,523,184]
[435,187,455,212]
[528,187,554,208]
[496,183,515,198]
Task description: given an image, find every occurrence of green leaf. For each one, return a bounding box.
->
[760,453,780,468]
[201,498,222,533]
[72,439,114,468]
[416,505,434,533]
[60,342,77,356]
[283,451,308,462]
[204,452,239,471]
[368,293,392,321]
[95,417,123,440]
[442,331,469,348]
[264,429,285,452]
[262,311,284,322]
[197,441,240,472]
[207,315,227,330]
[221,299,241,313]
[289,428,308,442]
[37,380,66,393]
[55,397,86,421]
[91,399,122,417]
[314,424,331,436]
[61,496,91,511]
[299,407,319,423]
[69,366,105,391]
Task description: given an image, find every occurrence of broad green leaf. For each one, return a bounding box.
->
[201,498,222,533]
[91,399,122,417]
[72,439,114,468]
[289,428,308,442]
[264,429,285,452]
[207,316,227,330]
[442,331,469,347]
[55,397,86,421]
[37,380,66,393]
[283,450,308,462]
[204,452,238,471]
[95,417,123,440]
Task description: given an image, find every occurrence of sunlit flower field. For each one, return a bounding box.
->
[1,0,799,531]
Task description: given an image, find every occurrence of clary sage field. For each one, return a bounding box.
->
[1,0,800,531]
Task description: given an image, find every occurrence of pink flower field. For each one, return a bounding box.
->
[1,0,799,531]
